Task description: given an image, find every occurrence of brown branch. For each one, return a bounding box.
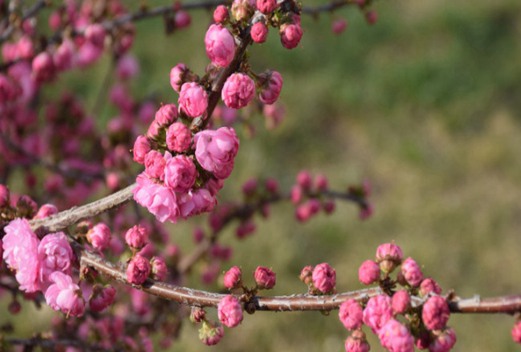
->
[29,184,135,233]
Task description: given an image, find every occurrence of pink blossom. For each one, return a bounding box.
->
[169,63,188,93]
[332,19,348,35]
[392,290,410,315]
[295,199,321,222]
[251,22,268,43]
[345,331,371,352]
[178,82,208,118]
[194,127,239,179]
[429,328,457,352]
[217,295,243,328]
[44,272,85,317]
[2,218,41,292]
[297,170,313,189]
[376,242,403,273]
[256,0,277,14]
[235,220,256,239]
[151,256,168,281]
[178,188,217,218]
[378,318,415,352]
[400,257,423,287]
[363,294,393,333]
[166,122,192,153]
[32,52,56,82]
[419,277,443,297]
[76,42,103,67]
[291,185,303,204]
[213,5,229,23]
[146,120,162,139]
[144,150,166,180]
[231,0,254,21]
[125,225,149,250]
[422,296,450,331]
[174,10,191,28]
[204,24,236,67]
[242,178,258,196]
[365,10,378,25]
[280,23,303,49]
[86,223,111,251]
[38,232,73,283]
[133,173,180,223]
[133,135,151,164]
[199,321,224,346]
[259,70,283,104]
[254,266,276,289]
[312,262,336,293]
[34,203,58,219]
[338,299,363,330]
[116,54,139,80]
[513,321,521,344]
[358,261,380,286]
[164,155,197,192]
[53,39,75,71]
[126,255,151,285]
[221,73,255,109]
[89,285,116,313]
[155,104,178,126]
[191,307,206,323]
[85,24,106,48]
[223,266,242,289]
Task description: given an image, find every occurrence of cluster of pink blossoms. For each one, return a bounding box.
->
[338,243,456,352]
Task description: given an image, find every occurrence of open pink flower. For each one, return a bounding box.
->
[221,73,255,109]
[178,188,217,218]
[38,232,73,283]
[194,127,239,179]
[178,82,208,118]
[363,294,392,333]
[217,295,243,328]
[339,299,363,330]
[205,24,236,67]
[44,272,85,317]
[422,296,450,331]
[164,155,197,193]
[133,173,180,223]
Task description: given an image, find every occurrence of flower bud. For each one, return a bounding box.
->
[190,306,206,323]
[422,296,450,331]
[280,22,303,49]
[391,290,410,315]
[217,295,243,328]
[256,0,277,14]
[126,255,151,285]
[299,265,314,285]
[213,5,229,23]
[344,329,370,352]
[199,321,224,346]
[259,70,283,104]
[223,266,242,289]
[375,242,403,274]
[89,285,116,313]
[125,225,150,250]
[178,82,208,118]
[251,22,268,43]
[155,104,178,126]
[205,24,236,67]
[400,257,423,287]
[133,135,151,164]
[86,223,111,251]
[151,256,168,281]
[339,299,363,330]
[34,203,58,219]
[222,73,255,109]
[254,266,276,289]
[358,260,380,285]
[231,0,254,22]
[312,262,336,293]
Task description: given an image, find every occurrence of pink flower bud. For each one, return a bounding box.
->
[314,174,329,191]
[169,63,189,93]
[297,170,313,190]
[199,321,224,346]
[144,150,166,180]
[419,278,442,297]
[235,220,256,238]
[254,266,276,289]
[256,0,277,14]
[299,265,314,285]
[116,54,139,80]
[231,0,254,21]
[251,22,268,43]
[87,223,111,251]
[375,242,403,273]
[514,322,521,344]
[133,135,151,164]
[126,255,151,285]
[223,266,242,289]
[221,73,255,109]
[44,272,85,317]
[38,232,73,282]
[32,52,56,82]
[429,328,457,352]
[85,24,106,48]
[174,11,191,28]
[193,227,205,243]
[339,299,363,330]
[400,257,423,287]
[146,120,162,140]
[363,294,392,333]
[345,330,371,352]
[213,5,229,23]
[365,10,378,25]
[125,225,149,250]
[53,39,75,71]
[164,155,197,192]
[155,104,178,126]
[280,23,303,49]
[378,318,414,352]
[151,256,168,281]
[358,260,380,285]
[312,262,336,293]
[259,70,283,104]
[34,203,58,219]
[265,178,279,194]
[392,290,410,315]
[166,122,192,153]
[295,199,321,222]
[194,127,239,179]
[89,285,116,313]
[422,296,450,331]
[178,82,208,118]
[291,185,303,204]
[190,306,206,323]
[133,174,180,223]
[323,200,336,214]
[217,295,243,328]
[332,19,348,34]
[205,24,236,67]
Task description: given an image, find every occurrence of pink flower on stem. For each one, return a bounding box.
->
[178,188,217,218]
[44,272,85,317]
[133,135,151,164]
[126,255,151,285]
[213,5,229,23]
[280,23,303,49]
[178,82,208,118]
[223,266,242,289]
[116,54,139,80]
[194,127,239,179]
[363,294,393,333]
[422,296,450,331]
[251,22,268,43]
[332,19,348,35]
[2,218,41,292]
[85,24,106,48]
[358,260,380,285]
[256,0,277,14]
[513,321,521,344]
[169,63,188,93]
[235,220,256,238]
[89,285,116,313]
[133,173,180,223]
[295,199,321,222]
[378,318,415,352]
[166,122,192,153]
[259,70,283,104]
[144,150,166,180]
[217,295,243,328]
[429,328,457,352]
[338,299,363,330]
[375,242,403,274]
[164,155,197,193]
[32,52,56,82]
[400,257,423,287]
[365,10,378,25]
[86,223,111,251]
[53,39,75,71]
[419,278,442,297]
[125,225,149,250]
[205,24,236,67]
[151,256,168,281]
[34,203,58,219]
[392,290,411,315]
[296,170,313,190]
[174,11,191,28]
[299,265,313,285]
[38,232,73,282]
[154,104,178,126]
[199,321,225,346]
[254,266,276,289]
[345,330,371,352]
[221,73,256,109]
[312,262,336,293]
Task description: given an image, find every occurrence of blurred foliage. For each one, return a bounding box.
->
[4,0,521,351]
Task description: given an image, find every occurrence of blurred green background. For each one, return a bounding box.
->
[6,0,521,350]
